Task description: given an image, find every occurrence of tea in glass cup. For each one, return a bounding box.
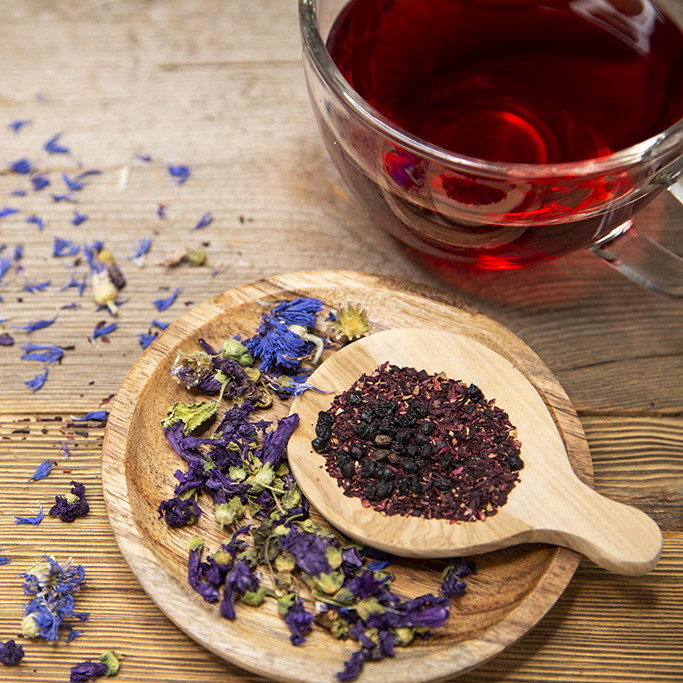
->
[300,0,683,297]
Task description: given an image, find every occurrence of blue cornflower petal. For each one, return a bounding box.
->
[92,322,118,339]
[270,297,324,327]
[51,193,75,203]
[153,286,181,312]
[167,163,191,184]
[26,215,45,230]
[135,153,152,162]
[26,459,56,482]
[151,319,170,330]
[12,314,58,333]
[15,505,44,525]
[0,554,9,566]
[43,133,70,154]
[138,332,158,349]
[75,169,102,181]
[0,206,20,218]
[71,410,107,421]
[191,211,213,231]
[25,366,49,392]
[60,440,70,459]
[21,342,64,364]
[61,172,83,191]
[11,189,27,197]
[127,236,152,264]
[9,157,33,174]
[13,245,23,261]
[53,237,80,257]
[71,210,88,226]
[22,280,51,293]
[368,559,392,571]
[9,119,31,134]
[0,256,12,282]
[31,173,50,191]
[157,204,166,218]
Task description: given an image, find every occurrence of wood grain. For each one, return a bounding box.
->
[102,271,589,683]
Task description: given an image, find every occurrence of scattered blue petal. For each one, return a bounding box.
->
[127,236,152,260]
[9,119,31,134]
[26,215,45,230]
[44,133,70,154]
[22,280,51,293]
[191,211,213,231]
[157,204,166,218]
[0,206,20,218]
[135,153,152,162]
[9,157,33,174]
[71,210,88,225]
[50,193,75,203]
[92,322,118,339]
[31,174,50,191]
[0,554,9,566]
[153,287,181,312]
[15,505,44,525]
[61,302,79,309]
[71,410,108,422]
[25,366,49,392]
[53,237,80,257]
[21,342,64,364]
[75,169,102,181]
[151,319,170,330]
[0,256,12,282]
[12,314,58,333]
[61,172,83,191]
[60,440,70,459]
[368,559,392,571]
[138,332,158,349]
[27,459,56,482]
[13,245,23,261]
[10,189,27,197]
[167,163,191,184]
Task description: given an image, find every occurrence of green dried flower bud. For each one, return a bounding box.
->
[187,247,206,267]
[274,552,296,573]
[392,626,416,647]
[214,498,246,529]
[186,536,204,553]
[21,614,40,639]
[99,650,122,675]
[355,596,386,622]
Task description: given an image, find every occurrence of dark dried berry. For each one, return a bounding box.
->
[397,413,416,428]
[354,422,372,439]
[312,437,329,453]
[435,478,452,491]
[360,460,377,478]
[508,452,524,470]
[347,392,362,406]
[406,441,419,458]
[350,444,366,460]
[315,422,331,439]
[378,464,395,481]
[341,461,356,479]
[376,401,396,417]
[360,407,375,422]
[420,421,435,435]
[374,449,389,461]
[402,458,418,474]
[419,442,433,458]
[410,478,423,495]
[466,384,484,402]
[439,455,453,471]
[376,480,393,499]
[396,428,412,444]
[364,482,378,500]
[409,401,429,417]
[335,450,352,469]
[317,410,335,426]
[374,434,392,447]
[397,478,411,495]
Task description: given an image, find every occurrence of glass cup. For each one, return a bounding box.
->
[299,0,683,298]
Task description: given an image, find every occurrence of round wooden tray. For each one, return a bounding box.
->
[101,270,593,683]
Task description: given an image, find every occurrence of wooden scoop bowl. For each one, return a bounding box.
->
[288,328,662,576]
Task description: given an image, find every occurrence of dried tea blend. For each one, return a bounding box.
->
[313,363,524,521]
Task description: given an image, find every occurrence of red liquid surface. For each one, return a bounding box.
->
[328,0,683,164]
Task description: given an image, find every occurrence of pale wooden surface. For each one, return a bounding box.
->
[0,1,681,682]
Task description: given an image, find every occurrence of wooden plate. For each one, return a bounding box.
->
[102,270,593,683]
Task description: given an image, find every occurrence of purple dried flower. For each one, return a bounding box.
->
[71,210,88,226]
[157,496,202,527]
[280,595,314,645]
[279,528,333,576]
[69,660,109,683]
[9,157,33,174]
[12,313,58,333]
[167,163,191,184]
[11,189,27,196]
[25,365,49,392]
[191,211,213,231]
[26,215,45,230]
[220,559,260,620]
[27,459,56,483]
[0,639,24,666]
[336,648,367,681]
[0,333,14,346]
[31,174,50,191]
[44,133,70,154]
[15,504,44,525]
[49,481,90,522]
[153,286,181,312]
[254,413,299,467]
[441,557,477,598]
[0,206,20,218]
[157,203,166,218]
[21,342,64,364]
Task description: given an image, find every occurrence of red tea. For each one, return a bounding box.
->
[328,0,683,164]
[316,0,683,268]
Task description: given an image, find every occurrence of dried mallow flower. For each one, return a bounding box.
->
[49,481,90,522]
[0,333,15,346]
[15,504,44,526]
[70,651,121,683]
[0,639,24,666]
[20,556,88,643]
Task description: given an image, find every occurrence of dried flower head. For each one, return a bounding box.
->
[331,303,371,342]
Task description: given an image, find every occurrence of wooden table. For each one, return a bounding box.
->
[0,1,681,681]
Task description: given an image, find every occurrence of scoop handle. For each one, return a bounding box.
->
[528,476,662,576]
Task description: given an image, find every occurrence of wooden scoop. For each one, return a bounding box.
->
[288,328,662,576]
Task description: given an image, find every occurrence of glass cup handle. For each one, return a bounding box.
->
[591,181,683,299]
